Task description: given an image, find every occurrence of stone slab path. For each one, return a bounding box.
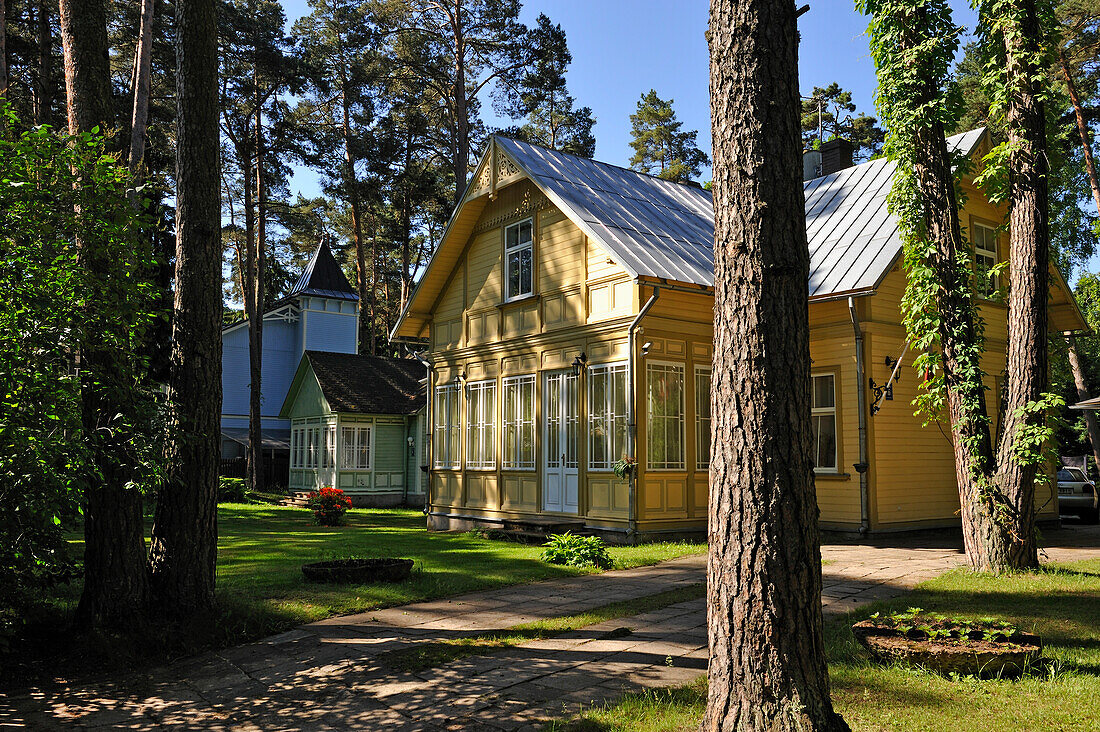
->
[5,524,1099,731]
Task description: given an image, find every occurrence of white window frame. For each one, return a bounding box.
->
[973,221,999,298]
[466,379,497,470]
[695,367,712,472]
[588,362,628,471]
[504,218,534,301]
[811,372,838,473]
[434,384,461,468]
[646,361,686,471]
[502,374,536,470]
[291,427,301,469]
[341,423,373,470]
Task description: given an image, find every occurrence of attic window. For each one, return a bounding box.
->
[505,218,533,300]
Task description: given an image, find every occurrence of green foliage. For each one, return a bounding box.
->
[612,457,636,480]
[628,90,710,184]
[0,104,161,644]
[800,82,886,160]
[541,532,612,569]
[869,607,1020,642]
[218,477,249,504]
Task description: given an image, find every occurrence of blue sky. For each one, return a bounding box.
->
[279,0,979,197]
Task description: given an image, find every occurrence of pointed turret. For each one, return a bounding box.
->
[287,236,359,302]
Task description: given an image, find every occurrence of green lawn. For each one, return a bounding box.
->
[17,504,703,684]
[548,560,1100,732]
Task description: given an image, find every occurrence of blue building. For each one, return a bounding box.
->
[220,240,360,479]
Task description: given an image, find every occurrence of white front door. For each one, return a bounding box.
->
[543,370,579,513]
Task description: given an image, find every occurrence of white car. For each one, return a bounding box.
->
[1058,467,1099,523]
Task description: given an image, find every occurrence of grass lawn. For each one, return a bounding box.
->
[12,504,703,685]
[547,559,1100,732]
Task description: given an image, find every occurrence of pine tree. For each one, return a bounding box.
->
[496,14,595,157]
[628,89,709,183]
[800,82,885,160]
[705,0,847,729]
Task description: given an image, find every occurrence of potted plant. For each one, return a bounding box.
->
[306,486,352,526]
[612,456,636,480]
[852,608,1042,677]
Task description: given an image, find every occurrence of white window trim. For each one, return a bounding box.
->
[973,221,999,298]
[646,360,686,471]
[503,217,534,302]
[811,372,838,474]
[434,384,461,469]
[466,379,497,470]
[502,374,536,471]
[587,361,628,472]
[695,366,712,472]
[340,422,374,471]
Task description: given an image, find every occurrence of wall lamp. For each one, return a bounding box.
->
[453,371,466,387]
[571,352,588,376]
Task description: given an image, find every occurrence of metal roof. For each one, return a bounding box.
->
[286,238,359,302]
[494,128,987,298]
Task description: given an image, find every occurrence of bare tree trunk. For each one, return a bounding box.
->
[60,0,152,629]
[150,0,221,616]
[451,0,468,204]
[704,1,847,730]
[989,0,1049,570]
[127,0,155,173]
[335,47,369,354]
[1067,336,1100,475]
[35,0,54,126]
[248,98,266,494]
[1061,49,1100,218]
[370,219,379,355]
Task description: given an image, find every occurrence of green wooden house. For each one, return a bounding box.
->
[279,351,427,507]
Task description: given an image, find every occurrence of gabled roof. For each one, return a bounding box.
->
[279,351,425,418]
[286,238,359,301]
[389,128,1012,339]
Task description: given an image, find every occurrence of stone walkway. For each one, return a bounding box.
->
[5,524,1099,731]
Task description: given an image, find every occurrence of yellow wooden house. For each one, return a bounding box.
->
[390,130,1086,541]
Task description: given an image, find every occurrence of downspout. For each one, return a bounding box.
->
[414,350,432,515]
[848,297,870,534]
[627,285,661,543]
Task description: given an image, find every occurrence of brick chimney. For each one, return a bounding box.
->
[819,138,854,176]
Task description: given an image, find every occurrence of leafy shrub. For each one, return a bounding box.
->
[218,477,248,503]
[868,607,1020,643]
[541,532,612,568]
[307,487,352,526]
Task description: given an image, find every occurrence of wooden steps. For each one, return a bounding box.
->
[493,517,588,545]
[280,490,312,508]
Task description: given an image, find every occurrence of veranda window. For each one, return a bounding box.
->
[434,384,461,468]
[811,373,837,472]
[505,218,533,300]
[341,424,372,470]
[647,363,685,470]
[695,368,711,471]
[588,363,627,470]
[466,380,497,469]
[502,375,535,469]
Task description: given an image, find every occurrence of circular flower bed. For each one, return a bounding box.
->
[852,608,1042,677]
[301,558,414,584]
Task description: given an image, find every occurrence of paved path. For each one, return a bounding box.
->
[5,524,1099,731]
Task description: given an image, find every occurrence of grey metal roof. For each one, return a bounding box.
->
[495,128,986,299]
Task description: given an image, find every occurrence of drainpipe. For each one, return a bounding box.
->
[414,351,433,515]
[627,285,661,543]
[848,297,870,535]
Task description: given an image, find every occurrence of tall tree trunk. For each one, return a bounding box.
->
[370,217,378,355]
[704,1,847,730]
[60,0,151,628]
[451,0,468,204]
[401,129,413,308]
[989,0,1049,570]
[1067,336,1100,475]
[127,0,155,173]
[336,50,369,353]
[0,0,8,97]
[35,0,54,126]
[249,99,266,494]
[150,0,221,616]
[1061,49,1100,217]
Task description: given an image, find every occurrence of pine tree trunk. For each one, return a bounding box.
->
[1061,50,1100,218]
[370,219,379,355]
[249,100,266,494]
[452,0,468,204]
[1067,336,1100,475]
[150,0,221,616]
[989,0,1049,571]
[127,0,155,173]
[1,0,8,97]
[336,54,369,354]
[704,1,847,729]
[60,0,152,629]
[35,0,54,126]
